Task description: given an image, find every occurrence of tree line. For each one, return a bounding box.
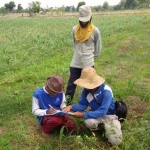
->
[0,0,150,15]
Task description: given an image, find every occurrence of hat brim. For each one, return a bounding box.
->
[79,15,91,22]
[74,76,105,89]
[48,85,63,93]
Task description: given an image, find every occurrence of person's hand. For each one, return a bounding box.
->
[49,108,57,114]
[62,105,72,112]
[72,112,84,118]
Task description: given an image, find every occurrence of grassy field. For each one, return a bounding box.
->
[0,11,150,150]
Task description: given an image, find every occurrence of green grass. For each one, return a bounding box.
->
[0,12,150,150]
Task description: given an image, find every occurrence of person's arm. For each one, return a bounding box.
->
[60,93,66,110]
[63,89,88,112]
[94,27,102,59]
[84,90,112,119]
[32,96,49,116]
[72,112,84,118]
[72,26,76,48]
[62,105,84,118]
[62,92,87,118]
[71,89,88,111]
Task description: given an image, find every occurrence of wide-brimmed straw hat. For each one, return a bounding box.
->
[46,75,63,93]
[74,67,105,89]
[79,5,92,22]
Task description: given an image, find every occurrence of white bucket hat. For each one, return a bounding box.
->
[79,5,92,22]
[74,67,105,89]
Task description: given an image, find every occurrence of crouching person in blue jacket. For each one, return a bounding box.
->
[63,67,122,145]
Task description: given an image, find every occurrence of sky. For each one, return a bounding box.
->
[0,0,121,9]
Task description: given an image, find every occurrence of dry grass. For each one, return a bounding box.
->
[1,9,150,19]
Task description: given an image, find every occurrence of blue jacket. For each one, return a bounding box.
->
[72,84,116,119]
[33,87,63,124]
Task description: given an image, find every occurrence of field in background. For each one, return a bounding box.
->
[0,9,150,18]
[0,10,150,150]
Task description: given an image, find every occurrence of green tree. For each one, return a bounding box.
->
[4,1,16,11]
[138,0,150,3]
[114,0,126,10]
[133,0,139,8]
[77,1,86,12]
[120,0,126,8]
[65,6,76,12]
[125,0,134,8]
[114,4,121,10]
[28,1,41,15]
[124,0,139,9]
[0,7,7,14]
[102,1,109,10]
[93,5,102,12]
[138,0,150,8]
[17,4,23,12]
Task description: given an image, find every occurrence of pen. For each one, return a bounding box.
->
[49,104,53,108]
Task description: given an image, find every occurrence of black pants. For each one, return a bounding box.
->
[65,66,94,101]
[65,67,82,100]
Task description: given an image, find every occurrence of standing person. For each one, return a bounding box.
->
[63,67,122,145]
[65,5,102,105]
[32,74,77,136]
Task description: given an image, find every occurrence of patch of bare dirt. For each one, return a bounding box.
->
[0,126,6,135]
[126,96,147,121]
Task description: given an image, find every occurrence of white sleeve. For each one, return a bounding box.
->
[60,93,66,110]
[32,96,48,116]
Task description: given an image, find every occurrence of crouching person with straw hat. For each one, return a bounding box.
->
[32,75,77,137]
[63,67,122,145]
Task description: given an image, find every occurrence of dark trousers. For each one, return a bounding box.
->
[65,67,82,100]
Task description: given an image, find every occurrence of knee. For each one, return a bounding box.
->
[104,116,122,145]
[107,131,122,145]
[85,119,99,130]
